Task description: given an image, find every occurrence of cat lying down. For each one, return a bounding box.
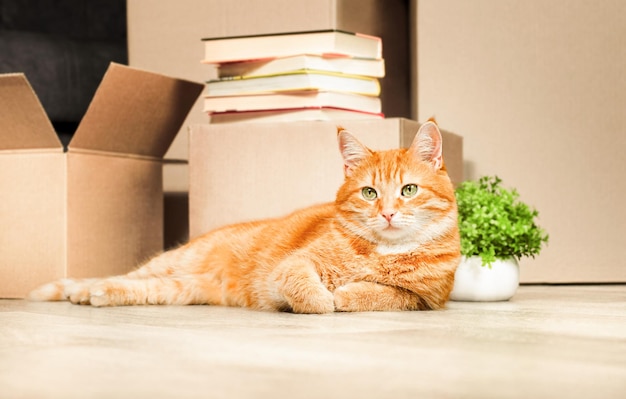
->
[29,121,461,313]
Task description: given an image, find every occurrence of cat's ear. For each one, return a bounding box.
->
[337,127,372,176]
[409,121,443,170]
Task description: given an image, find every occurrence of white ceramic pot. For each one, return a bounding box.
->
[450,256,520,302]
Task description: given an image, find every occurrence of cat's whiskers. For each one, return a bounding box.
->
[339,216,376,242]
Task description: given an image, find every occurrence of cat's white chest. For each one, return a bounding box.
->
[375,242,419,255]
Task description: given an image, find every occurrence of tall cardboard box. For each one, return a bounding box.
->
[0,63,203,298]
[189,118,462,238]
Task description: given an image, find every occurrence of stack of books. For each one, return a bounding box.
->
[201,30,385,124]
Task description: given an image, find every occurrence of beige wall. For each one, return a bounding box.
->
[415,0,626,282]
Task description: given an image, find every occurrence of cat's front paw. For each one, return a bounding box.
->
[288,287,335,314]
[334,282,381,312]
[333,285,357,312]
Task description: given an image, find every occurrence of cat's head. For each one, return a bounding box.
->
[335,122,458,251]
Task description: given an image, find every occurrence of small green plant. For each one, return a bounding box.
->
[455,176,549,267]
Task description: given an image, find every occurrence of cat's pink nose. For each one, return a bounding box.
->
[382,212,395,222]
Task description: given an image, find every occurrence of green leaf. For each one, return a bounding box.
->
[455,176,549,267]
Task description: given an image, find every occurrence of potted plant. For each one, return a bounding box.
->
[450,176,549,301]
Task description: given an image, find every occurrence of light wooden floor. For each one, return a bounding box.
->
[1,285,625,399]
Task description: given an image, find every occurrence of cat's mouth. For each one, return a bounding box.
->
[380,224,406,238]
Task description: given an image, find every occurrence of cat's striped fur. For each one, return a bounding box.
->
[29,121,460,313]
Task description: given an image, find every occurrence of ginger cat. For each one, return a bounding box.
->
[28,121,460,313]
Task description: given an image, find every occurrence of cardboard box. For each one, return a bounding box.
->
[0,63,203,298]
[189,118,463,238]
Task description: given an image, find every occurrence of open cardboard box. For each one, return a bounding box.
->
[189,118,463,238]
[0,63,203,298]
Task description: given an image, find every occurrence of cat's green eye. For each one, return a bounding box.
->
[401,184,418,198]
[361,187,378,200]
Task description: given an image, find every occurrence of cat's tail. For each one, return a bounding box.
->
[27,278,90,302]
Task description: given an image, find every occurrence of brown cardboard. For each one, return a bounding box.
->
[65,152,164,279]
[189,118,463,238]
[0,74,61,150]
[0,64,203,298]
[0,154,66,297]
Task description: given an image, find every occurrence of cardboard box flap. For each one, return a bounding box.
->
[0,74,62,151]
[70,63,204,158]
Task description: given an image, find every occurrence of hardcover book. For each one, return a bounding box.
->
[205,70,380,97]
[212,54,385,78]
[203,91,381,114]
[208,107,383,124]
[202,30,382,64]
